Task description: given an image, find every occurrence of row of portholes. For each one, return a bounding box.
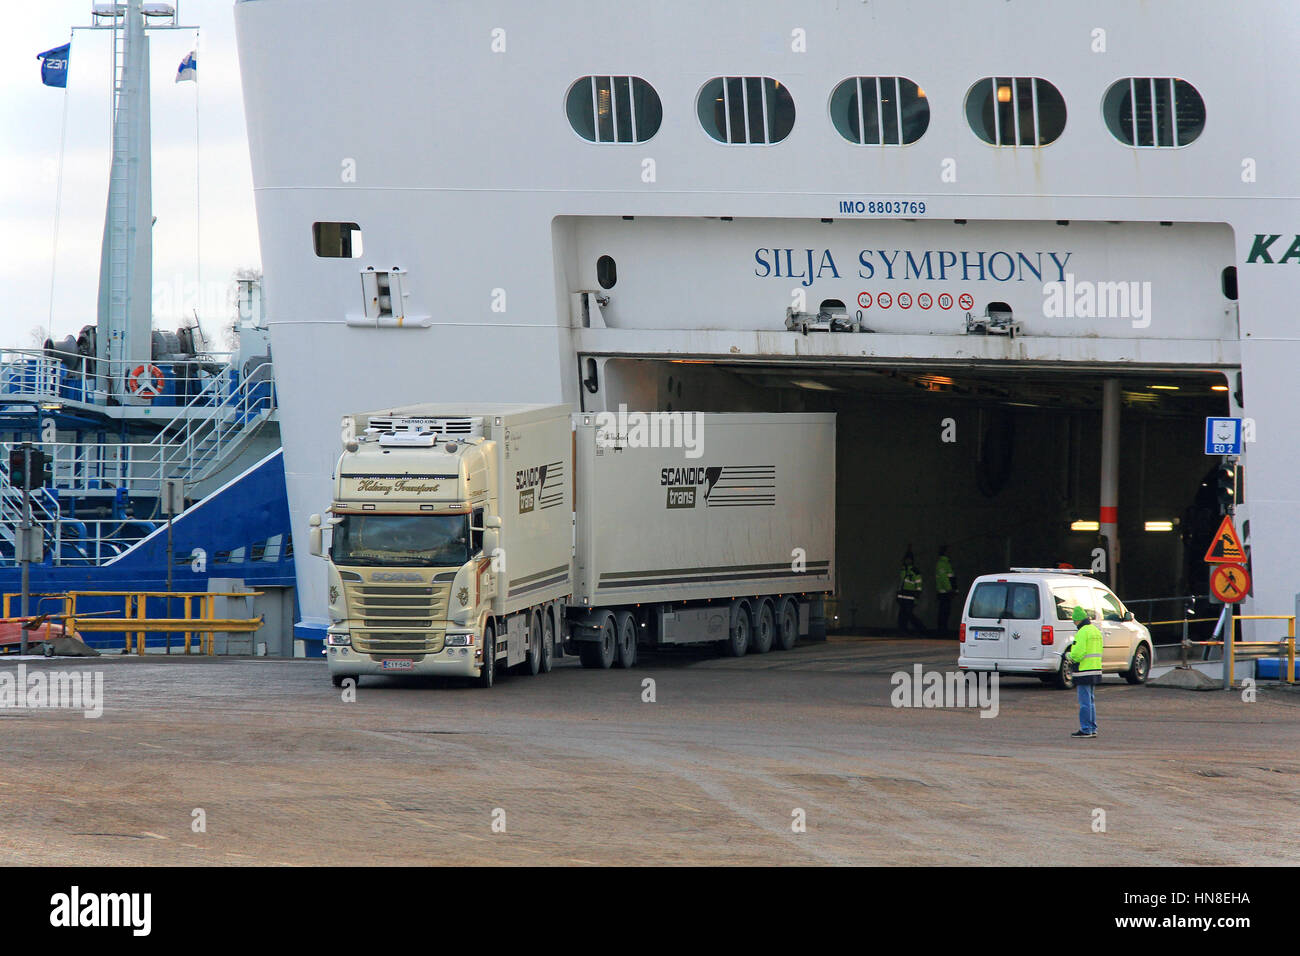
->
[566,74,1206,148]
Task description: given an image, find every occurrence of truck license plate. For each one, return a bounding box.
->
[380,659,414,670]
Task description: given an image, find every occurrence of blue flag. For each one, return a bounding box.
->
[175,50,197,83]
[37,43,71,88]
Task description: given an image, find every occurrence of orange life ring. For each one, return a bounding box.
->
[127,364,165,399]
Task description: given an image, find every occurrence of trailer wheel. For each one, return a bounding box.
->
[775,598,799,651]
[524,611,543,676]
[725,600,751,657]
[580,614,617,669]
[478,622,497,688]
[614,610,638,668]
[752,601,775,654]
[540,610,555,674]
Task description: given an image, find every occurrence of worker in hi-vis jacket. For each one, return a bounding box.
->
[1068,605,1103,738]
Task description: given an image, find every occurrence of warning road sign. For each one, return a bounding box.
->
[1204,515,1245,563]
[1209,563,1250,603]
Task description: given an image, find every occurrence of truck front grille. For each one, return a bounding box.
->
[347,579,452,654]
[357,631,444,655]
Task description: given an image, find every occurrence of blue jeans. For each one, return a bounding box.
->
[1076,680,1097,734]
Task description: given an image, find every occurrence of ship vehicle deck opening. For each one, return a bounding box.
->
[585,357,1232,638]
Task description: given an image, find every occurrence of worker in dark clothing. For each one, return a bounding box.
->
[896,551,923,634]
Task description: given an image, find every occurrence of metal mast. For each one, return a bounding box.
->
[78,2,195,401]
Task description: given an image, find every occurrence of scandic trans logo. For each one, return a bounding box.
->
[661,465,777,509]
[516,461,565,514]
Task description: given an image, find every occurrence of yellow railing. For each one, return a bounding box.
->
[1226,615,1295,686]
[3,590,263,656]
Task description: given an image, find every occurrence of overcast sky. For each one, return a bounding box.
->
[0,0,258,349]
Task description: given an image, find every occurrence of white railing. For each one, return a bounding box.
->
[0,347,239,407]
[0,357,276,567]
[147,359,275,486]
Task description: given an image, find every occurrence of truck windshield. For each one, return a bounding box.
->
[331,514,470,567]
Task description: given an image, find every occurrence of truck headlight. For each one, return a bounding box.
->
[445,634,472,646]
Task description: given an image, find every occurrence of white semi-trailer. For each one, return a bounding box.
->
[310,404,834,687]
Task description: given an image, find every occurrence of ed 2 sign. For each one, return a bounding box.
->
[1205,417,1242,456]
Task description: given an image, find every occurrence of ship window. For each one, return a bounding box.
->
[965,77,1066,146]
[596,255,617,289]
[313,222,362,258]
[697,76,795,145]
[1222,266,1238,301]
[566,76,663,143]
[829,77,929,145]
[1102,78,1205,148]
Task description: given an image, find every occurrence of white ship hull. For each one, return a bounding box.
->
[234,0,1300,638]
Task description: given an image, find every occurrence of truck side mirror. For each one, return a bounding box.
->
[308,513,322,557]
[483,528,500,560]
[484,515,502,529]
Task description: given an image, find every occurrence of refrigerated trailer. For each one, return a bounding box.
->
[309,404,834,687]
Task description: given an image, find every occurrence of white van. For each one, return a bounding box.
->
[956,568,1154,688]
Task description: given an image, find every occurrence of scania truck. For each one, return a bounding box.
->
[310,404,834,687]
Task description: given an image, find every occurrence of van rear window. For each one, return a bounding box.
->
[969,582,1041,620]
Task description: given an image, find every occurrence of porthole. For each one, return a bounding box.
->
[566,76,663,143]
[829,76,929,145]
[698,76,795,145]
[966,77,1066,146]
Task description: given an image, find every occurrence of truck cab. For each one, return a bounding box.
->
[312,413,503,685]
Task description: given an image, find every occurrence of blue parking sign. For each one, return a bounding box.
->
[1205,417,1242,456]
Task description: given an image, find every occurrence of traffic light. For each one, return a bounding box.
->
[1215,463,1236,513]
[6,447,50,490]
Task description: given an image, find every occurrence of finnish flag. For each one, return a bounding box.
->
[175,50,197,83]
[37,43,71,88]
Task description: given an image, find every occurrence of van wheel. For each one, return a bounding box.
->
[615,611,637,668]
[751,601,775,654]
[1055,655,1075,690]
[580,614,617,669]
[725,601,751,657]
[478,622,496,688]
[1125,644,1151,684]
[776,598,799,651]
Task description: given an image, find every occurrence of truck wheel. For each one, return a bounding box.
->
[478,622,496,688]
[752,601,775,654]
[580,614,617,669]
[1125,644,1151,684]
[540,611,555,673]
[776,598,799,651]
[725,601,751,657]
[615,610,638,668]
[331,674,345,688]
[525,611,542,676]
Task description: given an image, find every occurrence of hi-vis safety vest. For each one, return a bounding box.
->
[1069,623,1104,673]
[900,566,922,594]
